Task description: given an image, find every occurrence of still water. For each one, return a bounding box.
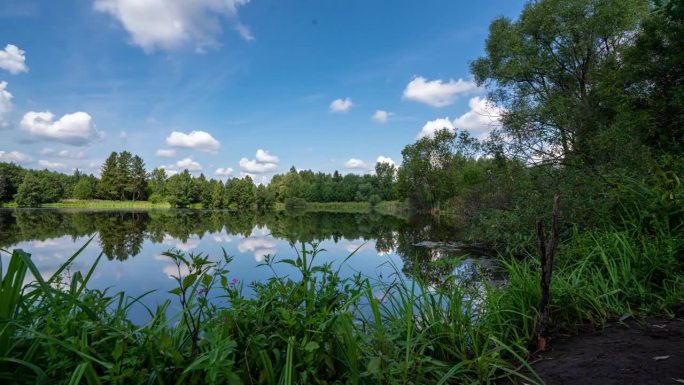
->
[0,209,487,322]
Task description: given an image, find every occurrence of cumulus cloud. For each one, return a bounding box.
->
[238,237,277,262]
[0,44,28,74]
[0,150,32,163]
[345,158,369,170]
[371,110,390,123]
[255,149,279,163]
[166,130,220,153]
[0,81,13,128]
[176,157,202,171]
[403,76,479,107]
[119,130,128,141]
[38,160,66,170]
[329,97,353,113]
[417,117,455,139]
[239,158,277,173]
[159,166,179,176]
[376,156,396,167]
[156,148,176,157]
[93,0,253,52]
[239,149,279,174]
[416,97,503,139]
[452,97,504,137]
[215,167,234,177]
[20,111,103,145]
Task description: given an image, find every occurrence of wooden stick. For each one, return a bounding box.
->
[537,194,560,352]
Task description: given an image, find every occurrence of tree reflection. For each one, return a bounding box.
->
[0,209,470,282]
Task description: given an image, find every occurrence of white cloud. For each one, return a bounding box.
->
[329,97,353,113]
[255,149,279,163]
[417,117,455,139]
[416,97,504,139]
[452,97,504,138]
[238,237,277,262]
[93,0,253,52]
[0,81,13,128]
[20,111,103,145]
[234,22,254,41]
[38,160,66,170]
[156,148,176,157]
[57,150,85,159]
[239,149,279,174]
[239,158,277,173]
[176,157,202,171]
[160,166,179,176]
[345,158,369,170]
[0,150,32,163]
[376,156,396,167]
[215,167,234,176]
[371,110,390,123]
[163,263,190,279]
[166,130,220,153]
[403,76,479,107]
[0,44,28,74]
[119,130,128,141]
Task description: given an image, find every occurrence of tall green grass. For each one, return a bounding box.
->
[1,217,681,384]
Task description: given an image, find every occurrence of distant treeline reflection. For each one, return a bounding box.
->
[0,209,467,283]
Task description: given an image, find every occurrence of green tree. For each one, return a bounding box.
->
[72,177,98,199]
[471,0,649,164]
[148,168,168,200]
[117,151,133,200]
[130,155,147,201]
[0,162,26,203]
[167,170,195,208]
[15,172,64,207]
[98,152,119,199]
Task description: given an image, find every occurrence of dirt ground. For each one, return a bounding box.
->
[530,318,684,385]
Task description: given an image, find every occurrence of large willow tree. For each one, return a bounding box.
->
[471,0,649,165]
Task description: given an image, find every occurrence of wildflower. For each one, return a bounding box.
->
[230,278,239,286]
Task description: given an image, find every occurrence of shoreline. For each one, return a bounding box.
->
[0,199,411,216]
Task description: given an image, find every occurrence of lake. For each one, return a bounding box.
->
[0,208,489,322]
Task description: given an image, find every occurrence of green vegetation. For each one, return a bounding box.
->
[2,209,681,384]
[41,200,171,209]
[0,0,683,383]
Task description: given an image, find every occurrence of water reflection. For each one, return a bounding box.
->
[0,209,488,321]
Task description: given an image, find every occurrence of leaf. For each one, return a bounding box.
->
[182,273,197,289]
[221,276,228,288]
[112,342,123,360]
[304,341,319,352]
[653,355,670,361]
[168,287,182,295]
[202,274,212,286]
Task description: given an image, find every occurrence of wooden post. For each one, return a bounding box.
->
[537,194,560,352]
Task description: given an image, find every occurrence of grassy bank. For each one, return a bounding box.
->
[1,199,172,209]
[1,218,681,384]
[270,200,410,216]
[2,199,409,215]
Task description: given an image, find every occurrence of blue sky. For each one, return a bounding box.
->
[0,0,525,182]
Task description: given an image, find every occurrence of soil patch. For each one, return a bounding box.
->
[531,318,684,385]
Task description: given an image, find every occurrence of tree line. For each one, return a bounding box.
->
[0,151,399,209]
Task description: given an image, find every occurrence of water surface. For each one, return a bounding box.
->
[0,209,486,322]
